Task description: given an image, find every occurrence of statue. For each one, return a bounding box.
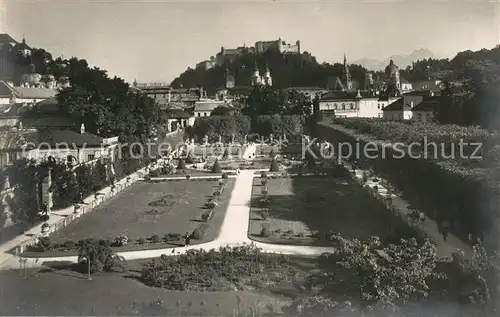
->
[218,135,222,144]
[203,135,209,146]
[269,133,274,143]
[244,134,248,144]
[231,134,235,145]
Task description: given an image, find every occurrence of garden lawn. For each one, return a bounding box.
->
[0,258,292,316]
[189,145,247,157]
[42,179,235,251]
[249,175,408,245]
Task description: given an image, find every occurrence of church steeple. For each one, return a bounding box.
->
[342,53,353,91]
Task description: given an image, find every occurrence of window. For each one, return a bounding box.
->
[87,154,95,161]
[204,112,208,116]
[341,103,345,110]
[197,112,201,117]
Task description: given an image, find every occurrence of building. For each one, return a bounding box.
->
[251,63,272,86]
[164,108,194,132]
[0,33,21,83]
[0,80,57,105]
[412,79,443,92]
[319,90,397,118]
[284,87,329,100]
[0,124,119,168]
[255,38,301,54]
[192,99,227,117]
[134,82,201,106]
[411,95,440,122]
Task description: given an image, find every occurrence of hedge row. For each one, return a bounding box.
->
[316,122,499,249]
[189,115,306,142]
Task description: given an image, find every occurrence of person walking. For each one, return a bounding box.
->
[441,220,450,241]
[184,232,191,246]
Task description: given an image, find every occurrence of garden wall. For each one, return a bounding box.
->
[315,122,500,250]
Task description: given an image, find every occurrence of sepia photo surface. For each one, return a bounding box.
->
[0,0,499,316]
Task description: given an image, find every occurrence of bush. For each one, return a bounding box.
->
[63,240,76,250]
[260,209,269,220]
[269,158,279,172]
[137,237,147,245]
[185,153,194,164]
[221,173,228,179]
[191,224,209,240]
[163,233,182,242]
[37,236,51,251]
[177,159,186,170]
[211,159,222,173]
[260,227,272,237]
[269,149,275,158]
[39,214,49,222]
[260,171,267,178]
[205,199,218,209]
[185,174,191,180]
[201,211,211,222]
[150,235,160,243]
[222,149,229,160]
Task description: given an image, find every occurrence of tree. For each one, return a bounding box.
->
[211,159,222,173]
[7,159,40,227]
[309,234,444,310]
[177,158,186,170]
[269,157,279,172]
[77,238,125,274]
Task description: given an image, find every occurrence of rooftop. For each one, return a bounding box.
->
[383,95,424,111]
[0,81,57,100]
[411,96,442,112]
[0,33,18,44]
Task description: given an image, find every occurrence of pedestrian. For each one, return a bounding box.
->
[184,232,191,246]
[441,220,450,241]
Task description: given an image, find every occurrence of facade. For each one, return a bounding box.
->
[165,108,195,132]
[135,82,201,106]
[255,38,301,54]
[193,99,227,117]
[412,79,443,92]
[319,90,396,118]
[251,63,272,86]
[411,96,440,122]
[0,126,119,168]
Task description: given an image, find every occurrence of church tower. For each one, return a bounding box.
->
[263,64,272,86]
[342,54,353,91]
[251,62,261,86]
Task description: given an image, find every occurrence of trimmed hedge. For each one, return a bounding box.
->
[316,122,499,248]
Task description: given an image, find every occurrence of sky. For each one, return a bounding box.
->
[2,0,499,83]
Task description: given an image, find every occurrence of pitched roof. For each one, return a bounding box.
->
[411,96,441,112]
[37,130,104,147]
[383,95,424,111]
[12,86,57,99]
[0,34,18,44]
[0,81,57,99]
[320,90,377,101]
[194,100,224,112]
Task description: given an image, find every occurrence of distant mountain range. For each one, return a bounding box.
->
[352,49,437,71]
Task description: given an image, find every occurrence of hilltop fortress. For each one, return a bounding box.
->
[196,38,301,69]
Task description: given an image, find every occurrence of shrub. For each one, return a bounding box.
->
[297,232,305,237]
[221,173,228,179]
[63,240,76,249]
[177,159,186,170]
[201,211,211,222]
[150,235,160,243]
[39,214,49,222]
[205,199,218,209]
[185,153,194,164]
[191,224,209,240]
[373,185,379,191]
[260,209,269,220]
[137,237,147,245]
[163,233,182,242]
[37,236,51,251]
[211,159,222,173]
[269,149,275,158]
[260,171,267,178]
[222,149,229,160]
[269,158,279,172]
[112,235,130,247]
[185,174,191,180]
[362,172,368,183]
[261,178,267,185]
[260,227,272,237]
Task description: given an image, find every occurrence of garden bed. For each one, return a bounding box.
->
[23,179,235,256]
[248,175,414,246]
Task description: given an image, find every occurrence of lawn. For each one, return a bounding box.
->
[0,265,287,316]
[0,256,314,316]
[37,179,235,253]
[189,145,247,157]
[248,175,410,246]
